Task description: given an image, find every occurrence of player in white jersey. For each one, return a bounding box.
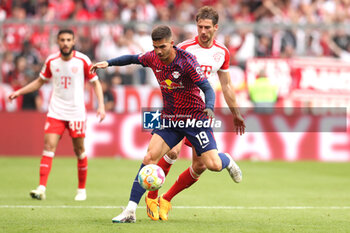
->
[113,6,246,223]
[9,29,105,201]
[178,33,230,91]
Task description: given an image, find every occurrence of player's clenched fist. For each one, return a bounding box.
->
[90,61,108,74]
[8,91,21,101]
[203,108,215,118]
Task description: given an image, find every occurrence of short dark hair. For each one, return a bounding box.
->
[151,25,172,41]
[57,29,74,39]
[195,6,219,25]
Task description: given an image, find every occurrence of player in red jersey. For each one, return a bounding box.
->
[9,29,106,201]
[91,24,242,223]
[145,6,246,221]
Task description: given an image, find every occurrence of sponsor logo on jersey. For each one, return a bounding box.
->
[159,79,184,90]
[61,76,72,88]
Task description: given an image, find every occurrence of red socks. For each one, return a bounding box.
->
[39,155,53,186]
[77,156,88,189]
[147,155,174,199]
[38,151,88,190]
[163,167,199,202]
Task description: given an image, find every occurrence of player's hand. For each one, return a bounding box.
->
[203,108,215,118]
[90,61,108,74]
[8,91,21,101]
[233,114,245,135]
[96,107,106,123]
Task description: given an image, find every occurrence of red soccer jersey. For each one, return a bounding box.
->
[138,46,209,120]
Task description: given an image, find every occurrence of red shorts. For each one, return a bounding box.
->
[184,137,192,147]
[44,117,86,138]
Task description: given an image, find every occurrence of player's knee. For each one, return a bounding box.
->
[43,143,56,152]
[143,152,156,165]
[73,146,85,157]
[206,160,222,171]
[192,163,207,175]
[166,149,179,160]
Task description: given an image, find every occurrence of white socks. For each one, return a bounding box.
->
[126,201,138,212]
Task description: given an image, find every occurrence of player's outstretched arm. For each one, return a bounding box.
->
[8,77,46,101]
[91,80,106,122]
[218,71,245,135]
[90,55,142,74]
[90,61,108,74]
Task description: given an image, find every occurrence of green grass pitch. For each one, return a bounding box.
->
[0,157,349,233]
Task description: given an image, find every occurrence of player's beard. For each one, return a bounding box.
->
[200,34,212,44]
[60,46,74,57]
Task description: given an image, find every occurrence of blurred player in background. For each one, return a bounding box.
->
[9,29,106,201]
[144,6,246,221]
[90,24,243,223]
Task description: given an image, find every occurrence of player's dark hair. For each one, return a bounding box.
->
[57,29,75,39]
[195,6,219,25]
[151,25,172,41]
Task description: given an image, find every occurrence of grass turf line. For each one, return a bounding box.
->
[0,157,349,233]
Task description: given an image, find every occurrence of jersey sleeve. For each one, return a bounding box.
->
[186,55,207,85]
[219,47,230,72]
[39,58,52,80]
[83,56,98,82]
[137,51,153,68]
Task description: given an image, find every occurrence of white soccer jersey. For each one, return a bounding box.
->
[40,51,98,121]
[178,36,230,90]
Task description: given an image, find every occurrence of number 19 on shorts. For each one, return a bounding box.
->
[195,131,210,149]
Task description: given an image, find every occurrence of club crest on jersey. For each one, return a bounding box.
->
[172,71,180,79]
[71,66,78,73]
[213,52,222,62]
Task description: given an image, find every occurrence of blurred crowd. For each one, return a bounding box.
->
[2,0,350,111]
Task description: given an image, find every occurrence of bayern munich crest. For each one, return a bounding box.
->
[213,52,221,62]
[71,66,78,73]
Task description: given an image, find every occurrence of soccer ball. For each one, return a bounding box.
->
[138,164,165,191]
